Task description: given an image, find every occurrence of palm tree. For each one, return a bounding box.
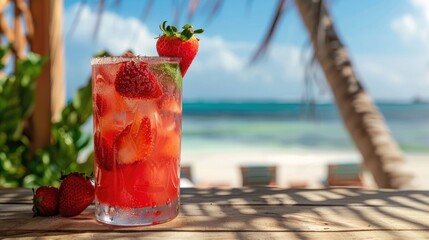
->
[292,0,413,188]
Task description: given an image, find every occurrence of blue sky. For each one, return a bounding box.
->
[64,0,429,102]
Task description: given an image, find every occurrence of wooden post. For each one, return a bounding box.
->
[29,0,65,151]
[50,0,65,122]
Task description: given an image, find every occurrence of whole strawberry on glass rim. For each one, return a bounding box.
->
[156,21,203,77]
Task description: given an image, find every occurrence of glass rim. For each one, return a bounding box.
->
[91,56,181,65]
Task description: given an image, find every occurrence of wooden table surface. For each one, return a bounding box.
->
[1,187,428,239]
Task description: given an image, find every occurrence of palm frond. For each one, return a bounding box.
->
[67,0,88,38]
[92,0,105,41]
[249,0,287,64]
[140,0,154,21]
[308,0,329,94]
[187,0,200,23]
[172,0,186,27]
[205,0,223,25]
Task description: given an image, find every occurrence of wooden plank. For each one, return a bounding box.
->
[1,231,429,240]
[1,188,428,207]
[1,203,428,232]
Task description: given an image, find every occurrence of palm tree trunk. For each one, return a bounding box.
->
[295,0,413,188]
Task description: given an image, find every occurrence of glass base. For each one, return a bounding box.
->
[95,198,179,226]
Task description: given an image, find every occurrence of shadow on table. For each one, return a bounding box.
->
[1,187,428,239]
[176,187,429,240]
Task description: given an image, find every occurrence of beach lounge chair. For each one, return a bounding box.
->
[240,165,277,187]
[180,165,193,182]
[180,165,194,188]
[326,163,364,187]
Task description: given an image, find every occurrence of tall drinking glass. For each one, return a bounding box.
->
[91,56,182,226]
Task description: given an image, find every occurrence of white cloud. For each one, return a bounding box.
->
[65,4,156,55]
[388,0,429,100]
[391,0,429,43]
[269,45,306,81]
[194,36,246,73]
[193,35,304,81]
[412,0,429,22]
[353,54,429,101]
[183,33,309,100]
[358,61,403,85]
[184,38,308,100]
[391,14,417,41]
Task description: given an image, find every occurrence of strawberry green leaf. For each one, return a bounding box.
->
[182,24,192,29]
[181,29,193,40]
[159,21,204,41]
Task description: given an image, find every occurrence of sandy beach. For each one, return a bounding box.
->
[181,147,429,190]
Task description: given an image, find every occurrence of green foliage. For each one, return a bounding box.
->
[0,47,110,187]
[23,75,94,187]
[0,45,46,187]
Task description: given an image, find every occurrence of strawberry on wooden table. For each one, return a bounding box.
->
[32,186,59,217]
[156,21,203,77]
[59,172,95,217]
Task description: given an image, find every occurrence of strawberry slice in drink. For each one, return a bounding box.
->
[94,94,110,117]
[115,117,155,165]
[94,59,123,85]
[94,114,153,171]
[94,130,117,171]
[93,62,128,125]
[157,96,182,133]
[159,131,181,159]
[158,96,181,114]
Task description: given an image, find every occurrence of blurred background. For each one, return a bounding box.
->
[0,0,428,189]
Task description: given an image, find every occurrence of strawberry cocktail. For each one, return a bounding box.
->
[92,56,182,225]
[92,22,202,226]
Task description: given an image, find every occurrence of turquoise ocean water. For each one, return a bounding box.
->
[181,102,429,153]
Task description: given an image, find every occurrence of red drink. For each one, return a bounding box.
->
[92,56,182,226]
